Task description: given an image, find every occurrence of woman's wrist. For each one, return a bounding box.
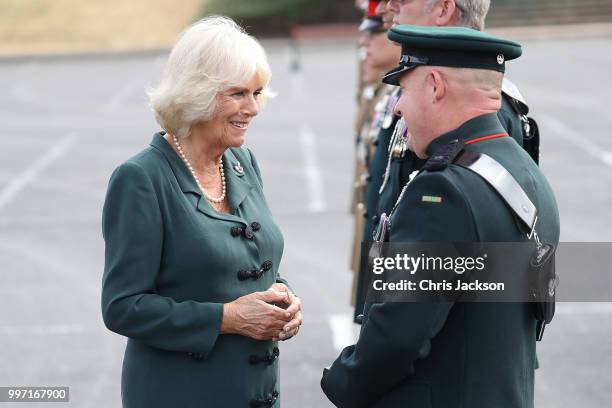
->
[220,302,237,334]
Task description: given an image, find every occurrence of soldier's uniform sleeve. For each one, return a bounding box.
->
[321,171,478,407]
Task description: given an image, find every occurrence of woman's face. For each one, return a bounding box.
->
[201,75,263,149]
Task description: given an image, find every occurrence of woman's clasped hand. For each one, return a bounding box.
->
[221,283,303,341]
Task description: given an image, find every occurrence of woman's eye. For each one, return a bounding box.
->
[231,91,245,97]
[253,91,262,98]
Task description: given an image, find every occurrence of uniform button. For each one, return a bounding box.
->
[362,211,369,219]
[230,226,242,237]
[372,215,380,223]
[243,226,254,240]
[237,269,251,281]
[187,352,194,357]
[197,353,204,359]
[366,175,372,182]
[355,314,365,324]
[251,222,261,231]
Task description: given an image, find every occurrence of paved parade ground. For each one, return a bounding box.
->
[1,34,611,406]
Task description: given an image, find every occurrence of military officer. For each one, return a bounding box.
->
[349,6,388,300]
[350,0,404,309]
[384,0,539,157]
[322,25,560,407]
[353,0,541,320]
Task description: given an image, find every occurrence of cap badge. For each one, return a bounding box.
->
[497,54,505,65]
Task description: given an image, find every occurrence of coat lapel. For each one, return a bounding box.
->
[149,132,253,225]
[223,148,254,214]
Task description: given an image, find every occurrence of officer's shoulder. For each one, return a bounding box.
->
[502,77,529,116]
[399,163,470,210]
[405,144,485,200]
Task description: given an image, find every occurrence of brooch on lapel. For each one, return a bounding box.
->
[233,162,244,176]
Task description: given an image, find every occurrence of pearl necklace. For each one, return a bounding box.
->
[172,135,226,203]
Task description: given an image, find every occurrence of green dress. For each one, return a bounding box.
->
[322,113,560,408]
[102,132,286,407]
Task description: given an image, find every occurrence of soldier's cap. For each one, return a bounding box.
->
[359,1,384,32]
[382,25,522,85]
[359,16,385,33]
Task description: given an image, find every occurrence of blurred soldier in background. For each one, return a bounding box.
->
[353,0,541,322]
[349,0,403,311]
[349,2,386,302]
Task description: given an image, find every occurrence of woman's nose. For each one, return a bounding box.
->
[242,95,259,116]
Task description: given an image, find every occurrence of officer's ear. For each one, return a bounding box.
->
[428,69,446,104]
[435,0,459,27]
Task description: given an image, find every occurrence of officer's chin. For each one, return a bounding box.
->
[414,150,428,160]
[407,140,427,160]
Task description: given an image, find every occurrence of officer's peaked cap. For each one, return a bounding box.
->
[383,25,522,85]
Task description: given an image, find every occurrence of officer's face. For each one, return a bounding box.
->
[365,32,401,71]
[362,59,383,84]
[197,75,262,149]
[389,0,439,26]
[394,68,431,158]
[376,1,395,29]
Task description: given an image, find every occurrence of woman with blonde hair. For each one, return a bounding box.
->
[101,16,301,407]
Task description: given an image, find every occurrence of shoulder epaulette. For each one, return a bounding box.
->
[422,139,464,172]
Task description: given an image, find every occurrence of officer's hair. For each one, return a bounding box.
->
[148,16,272,139]
[425,0,491,31]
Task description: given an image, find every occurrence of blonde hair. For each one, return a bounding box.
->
[147,16,272,138]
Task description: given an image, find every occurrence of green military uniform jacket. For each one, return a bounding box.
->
[377,95,524,219]
[354,92,400,320]
[102,132,286,408]
[322,113,560,408]
[354,95,527,319]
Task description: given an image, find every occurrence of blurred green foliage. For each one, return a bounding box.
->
[204,0,309,19]
[201,0,361,36]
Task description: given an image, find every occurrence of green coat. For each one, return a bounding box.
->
[322,113,560,408]
[102,132,286,408]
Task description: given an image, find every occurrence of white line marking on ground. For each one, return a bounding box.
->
[289,58,327,213]
[101,81,143,113]
[0,324,88,335]
[0,133,78,211]
[290,70,305,101]
[540,114,612,167]
[300,125,327,212]
[328,314,359,352]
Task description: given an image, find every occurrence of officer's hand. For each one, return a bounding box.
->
[221,290,292,340]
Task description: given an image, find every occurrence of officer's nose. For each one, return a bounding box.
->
[359,33,370,48]
[393,100,402,117]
